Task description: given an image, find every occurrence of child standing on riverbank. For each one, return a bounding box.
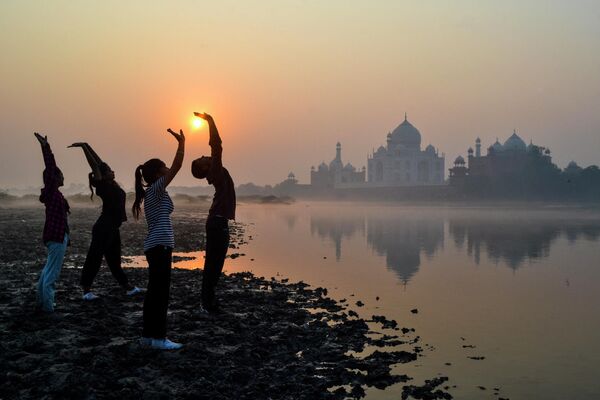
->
[34,132,70,313]
[132,128,185,350]
[68,142,141,300]
[191,113,236,314]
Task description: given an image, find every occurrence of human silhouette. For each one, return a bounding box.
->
[132,128,185,350]
[34,132,70,313]
[68,142,141,300]
[191,112,236,314]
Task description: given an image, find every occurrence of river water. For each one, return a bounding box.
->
[169,202,600,400]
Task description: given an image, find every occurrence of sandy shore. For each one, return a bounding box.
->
[0,206,453,399]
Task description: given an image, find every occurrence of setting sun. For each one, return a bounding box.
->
[191,117,203,130]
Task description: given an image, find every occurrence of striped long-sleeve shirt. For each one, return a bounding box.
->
[143,176,175,251]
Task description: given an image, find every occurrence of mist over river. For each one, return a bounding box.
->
[174,202,600,400]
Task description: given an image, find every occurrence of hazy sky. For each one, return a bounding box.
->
[1,0,599,189]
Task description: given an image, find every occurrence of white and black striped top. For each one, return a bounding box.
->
[143,176,175,251]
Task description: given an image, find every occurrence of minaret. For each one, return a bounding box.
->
[475,137,481,157]
[336,142,342,162]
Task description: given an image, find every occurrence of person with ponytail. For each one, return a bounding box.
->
[68,142,141,301]
[133,128,185,350]
[34,132,69,313]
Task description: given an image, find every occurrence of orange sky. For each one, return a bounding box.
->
[1,1,599,189]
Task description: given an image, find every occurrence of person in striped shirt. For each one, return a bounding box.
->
[132,128,185,350]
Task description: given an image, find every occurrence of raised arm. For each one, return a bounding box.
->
[35,132,54,167]
[164,128,185,187]
[194,112,222,171]
[68,142,102,179]
[85,143,102,165]
[34,132,59,188]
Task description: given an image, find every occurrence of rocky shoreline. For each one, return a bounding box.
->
[0,207,453,399]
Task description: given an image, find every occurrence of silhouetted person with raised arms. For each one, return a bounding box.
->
[69,142,141,301]
[191,112,236,314]
[132,128,185,350]
[34,132,69,313]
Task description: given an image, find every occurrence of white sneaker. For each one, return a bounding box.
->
[139,337,152,347]
[126,287,143,296]
[198,306,209,315]
[82,292,99,301]
[150,338,183,350]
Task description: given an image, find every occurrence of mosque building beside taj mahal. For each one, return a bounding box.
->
[310,114,445,189]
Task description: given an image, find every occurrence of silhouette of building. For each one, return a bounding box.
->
[368,114,445,186]
[273,171,311,196]
[309,114,445,191]
[449,130,557,196]
[310,142,366,189]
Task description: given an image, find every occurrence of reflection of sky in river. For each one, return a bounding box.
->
[166,203,600,399]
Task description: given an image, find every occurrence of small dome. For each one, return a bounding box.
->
[476,137,481,143]
[288,172,295,179]
[329,159,343,170]
[318,162,328,171]
[425,144,436,154]
[376,145,386,154]
[490,139,503,153]
[454,155,465,165]
[566,161,579,169]
[343,163,355,171]
[467,147,474,154]
[503,131,527,152]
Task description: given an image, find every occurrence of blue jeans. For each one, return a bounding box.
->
[37,234,68,312]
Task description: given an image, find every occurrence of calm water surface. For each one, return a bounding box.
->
[171,202,600,400]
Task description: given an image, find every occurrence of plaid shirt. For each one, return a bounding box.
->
[39,143,70,244]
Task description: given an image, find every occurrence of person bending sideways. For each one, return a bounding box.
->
[34,132,70,313]
[132,128,185,350]
[69,142,141,301]
[191,112,236,314]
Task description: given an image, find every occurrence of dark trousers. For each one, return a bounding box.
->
[80,220,128,290]
[202,216,230,309]
[143,245,172,339]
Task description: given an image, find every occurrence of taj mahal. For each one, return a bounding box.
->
[311,114,445,189]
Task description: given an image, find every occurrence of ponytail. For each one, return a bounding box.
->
[88,172,95,200]
[132,165,145,220]
[132,158,166,220]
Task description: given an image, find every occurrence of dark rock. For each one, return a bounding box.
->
[371,315,398,329]
[402,376,453,400]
